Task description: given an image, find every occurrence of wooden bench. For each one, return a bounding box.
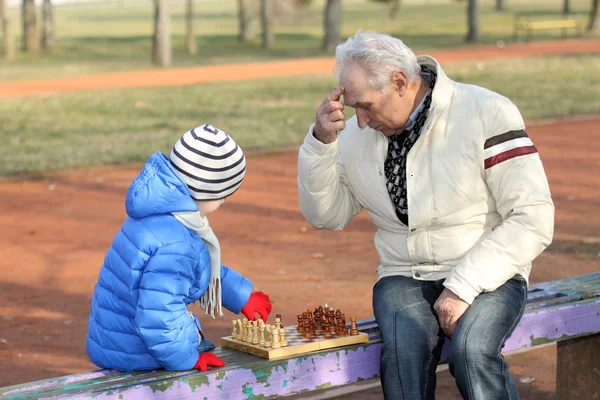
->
[513,14,584,42]
[1,272,599,399]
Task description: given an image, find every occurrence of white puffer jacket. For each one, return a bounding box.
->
[297,56,554,304]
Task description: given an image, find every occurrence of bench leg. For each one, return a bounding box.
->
[556,334,600,399]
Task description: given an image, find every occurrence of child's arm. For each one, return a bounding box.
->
[134,243,199,371]
[220,265,272,321]
[219,264,253,314]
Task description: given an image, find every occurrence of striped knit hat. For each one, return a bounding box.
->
[170,123,246,201]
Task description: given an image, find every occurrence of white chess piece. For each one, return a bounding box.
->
[279,328,287,347]
[236,319,243,341]
[271,327,281,349]
[232,320,237,339]
[264,324,272,347]
[252,321,260,345]
[242,319,249,342]
[259,321,266,346]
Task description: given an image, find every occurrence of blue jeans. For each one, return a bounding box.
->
[372,275,527,400]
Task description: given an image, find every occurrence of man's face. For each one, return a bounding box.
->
[340,63,412,137]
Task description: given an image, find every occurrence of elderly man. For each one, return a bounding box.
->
[297,30,554,399]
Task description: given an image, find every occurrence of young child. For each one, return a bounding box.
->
[86,123,272,372]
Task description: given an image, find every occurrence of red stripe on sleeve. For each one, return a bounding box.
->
[484,145,538,169]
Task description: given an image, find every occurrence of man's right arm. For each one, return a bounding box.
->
[297,124,362,231]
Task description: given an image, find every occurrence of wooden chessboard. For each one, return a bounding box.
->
[221,326,369,360]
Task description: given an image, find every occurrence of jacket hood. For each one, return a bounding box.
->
[125,152,198,219]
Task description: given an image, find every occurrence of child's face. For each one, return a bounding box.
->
[197,199,225,217]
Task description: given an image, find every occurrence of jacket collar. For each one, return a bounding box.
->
[416,56,454,128]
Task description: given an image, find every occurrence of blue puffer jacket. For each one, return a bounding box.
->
[86,152,253,371]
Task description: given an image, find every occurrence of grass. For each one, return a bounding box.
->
[0,0,597,81]
[1,53,599,177]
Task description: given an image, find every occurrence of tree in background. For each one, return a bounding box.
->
[389,0,401,20]
[237,0,258,42]
[1,0,14,59]
[495,0,504,11]
[563,0,571,14]
[185,0,195,54]
[22,0,39,52]
[41,0,54,50]
[589,0,599,32]
[260,0,274,49]
[152,0,171,66]
[466,0,480,43]
[322,0,341,52]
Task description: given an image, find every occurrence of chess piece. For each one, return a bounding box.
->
[236,319,243,340]
[275,317,281,331]
[264,324,272,347]
[350,317,359,336]
[242,318,249,342]
[276,314,282,328]
[323,330,333,339]
[271,327,281,349]
[259,320,266,346]
[232,320,237,339]
[252,321,260,345]
[297,314,304,333]
[279,328,287,347]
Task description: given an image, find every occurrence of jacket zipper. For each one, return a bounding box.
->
[186,308,204,342]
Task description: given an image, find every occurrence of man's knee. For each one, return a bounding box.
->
[449,329,499,372]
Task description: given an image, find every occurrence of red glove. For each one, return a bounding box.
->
[194,352,225,372]
[241,292,272,321]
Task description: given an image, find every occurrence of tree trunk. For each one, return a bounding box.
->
[563,0,571,14]
[185,0,195,54]
[466,0,480,43]
[589,0,599,32]
[22,0,39,52]
[237,0,257,42]
[495,0,504,11]
[388,0,401,20]
[260,0,274,49]
[1,0,14,59]
[152,0,171,66]
[322,0,341,52]
[41,0,54,50]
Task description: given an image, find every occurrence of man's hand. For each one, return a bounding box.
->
[433,288,470,338]
[314,87,346,144]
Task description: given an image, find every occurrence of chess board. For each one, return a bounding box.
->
[221,325,369,360]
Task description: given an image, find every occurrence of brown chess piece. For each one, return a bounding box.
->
[276,314,283,328]
[297,314,304,333]
[322,330,333,339]
[350,317,359,336]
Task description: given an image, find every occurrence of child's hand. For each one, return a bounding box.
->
[241,292,272,321]
[194,352,225,372]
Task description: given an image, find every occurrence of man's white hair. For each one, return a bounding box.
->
[335,30,421,91]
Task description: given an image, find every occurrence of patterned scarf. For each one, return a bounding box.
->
[384,65,437,225]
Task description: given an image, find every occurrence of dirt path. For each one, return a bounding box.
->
[0,117,599,398]
[1,38,599,98]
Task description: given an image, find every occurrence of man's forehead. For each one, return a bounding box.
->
[341,84,370,108]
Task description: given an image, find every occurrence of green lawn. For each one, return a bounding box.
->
[0,0,596,81]
[1,53,599,177]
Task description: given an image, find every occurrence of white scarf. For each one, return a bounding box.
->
[171,211,223,319]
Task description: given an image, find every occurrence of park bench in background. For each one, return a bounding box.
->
[513,13,584,42]
[1,272,599,399]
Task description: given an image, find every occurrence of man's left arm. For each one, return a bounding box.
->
[443,98,555,307]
